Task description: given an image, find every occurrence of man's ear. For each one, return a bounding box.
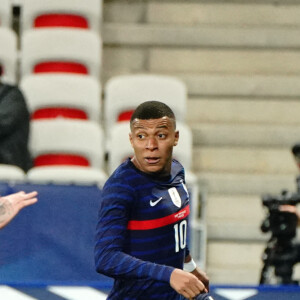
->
[174,130,179,146]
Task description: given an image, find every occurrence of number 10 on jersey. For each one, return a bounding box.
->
[174,220,187,252]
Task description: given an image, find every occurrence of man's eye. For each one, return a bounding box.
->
[158,134,166,138]
[138,134,145,139]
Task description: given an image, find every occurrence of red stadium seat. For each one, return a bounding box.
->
[34,14,89,29]
[34,154,90,167]
[21,0,102,33]
[33,61,88,74]
[31,107,88,120]
[117,110,134,122]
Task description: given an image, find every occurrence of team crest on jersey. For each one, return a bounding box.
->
[168,187,181,208]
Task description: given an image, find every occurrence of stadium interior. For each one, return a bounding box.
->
[1,0,300,299]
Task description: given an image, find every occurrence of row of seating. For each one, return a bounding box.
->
[0,118,193,185]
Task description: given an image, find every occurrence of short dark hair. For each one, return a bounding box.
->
[130,101,176,125]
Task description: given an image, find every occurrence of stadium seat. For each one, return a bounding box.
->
[104,74,187,132]
[0,27,17,84]
[26,166,107,187]
[20,28,101,78]
[29,119,105,169]
[0,0,11,28]
[21,0,102,32]
[107,122,132,174]
[20,74,101,122]
[173,122,193,171]
[0,164,26,182]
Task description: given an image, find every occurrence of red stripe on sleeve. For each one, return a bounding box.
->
[127,205,190,230]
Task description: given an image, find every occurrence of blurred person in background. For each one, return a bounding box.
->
[0,65,32,172]
[0,191,38,229]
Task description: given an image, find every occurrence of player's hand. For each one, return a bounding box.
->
[170,268,207,299]
[191,267,209,292]
[0,191,38,229]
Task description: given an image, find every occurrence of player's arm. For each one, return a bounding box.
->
[0,191,38,229]
[94,180,174,282]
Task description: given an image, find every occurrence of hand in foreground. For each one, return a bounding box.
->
[170,268,208,299]
[0,191,38,229]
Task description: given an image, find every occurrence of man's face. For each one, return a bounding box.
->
[129,117,179,176]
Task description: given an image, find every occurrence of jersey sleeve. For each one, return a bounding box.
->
[94,176,174,283]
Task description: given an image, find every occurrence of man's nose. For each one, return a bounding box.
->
[146,137,158,150]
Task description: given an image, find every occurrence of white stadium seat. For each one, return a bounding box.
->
[0,164,26,182]
[26,166,107,187]
[20,74,101,122]
[29,119,105,169]
[104,74,187,132]
[108,122,132,174]
[21,0,102,33]
[0,28,17,84]
[20,28,102,78]
[0,0,11,28]
[173,122,193,171]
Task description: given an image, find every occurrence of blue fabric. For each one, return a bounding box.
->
[0,182,112,287]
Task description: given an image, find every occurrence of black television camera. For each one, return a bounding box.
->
[259,189,300,285]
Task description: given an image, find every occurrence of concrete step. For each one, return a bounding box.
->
[197,172,298,195]
[103,71,300,98]
[192,146,297,174]
[179,74,300,97]
[206,241,300,284]
[104,23,300,48]
[191,123,300,148]
[147,3,300,27]
[206,241,265,284]
[206,194,266,241]
[187,98,300,126]
[104,2,300,27]
[148,48,300,75]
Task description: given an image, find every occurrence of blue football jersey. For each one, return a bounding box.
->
[95,158,190,299]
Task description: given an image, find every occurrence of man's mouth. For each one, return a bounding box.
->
[145,157,160,164]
